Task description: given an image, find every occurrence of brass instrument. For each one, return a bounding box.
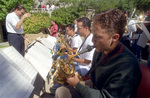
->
[56,34,72,56]
[52,59,77,85]
[69,45,95,63]
[51,33,75,85]
[51,45,95,85]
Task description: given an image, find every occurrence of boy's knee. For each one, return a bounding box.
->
[55,86,71,98]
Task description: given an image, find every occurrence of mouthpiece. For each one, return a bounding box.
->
[79,45,95,54]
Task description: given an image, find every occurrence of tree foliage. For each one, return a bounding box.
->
[0,0,34,20]
[93,0,119,13]
[58,0,150,13]
[3,0,150,34]
[51,5,86,26]
[23,0,150,34]
[133,0,150,11]
[48,0,150,32]
[116,0,135,11]
[23,12,51,34]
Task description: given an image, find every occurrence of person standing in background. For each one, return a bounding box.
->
[49,20,58,37]
[46,3,49,12]
[74,18,78,33]
[121,10,137,52]
[131,16,144,61]
[6,4,31,56]
[42,3,46,12]
[50,3,55,11]
[144,13,150,67]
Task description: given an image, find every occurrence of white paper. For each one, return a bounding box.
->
[137,33,149,48]
[39,36,57,49]
[0,54,34,98]
[141,23,150,40]
[34,42,53,58]
[132,34,140,39]
[47,35,57,44]
[25,42,53,81]
[0,46,38,84]
[137,23,150,48]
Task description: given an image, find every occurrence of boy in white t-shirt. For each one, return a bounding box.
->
[61,23,82,54]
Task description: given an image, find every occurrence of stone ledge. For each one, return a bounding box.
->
[25,33,49,49]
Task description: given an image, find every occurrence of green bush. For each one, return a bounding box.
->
[23,5,86,34]
[0,0,34,21]
[23,12,51,34]
[51,5,86,26]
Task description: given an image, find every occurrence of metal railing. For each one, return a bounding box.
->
[30,8,55,13]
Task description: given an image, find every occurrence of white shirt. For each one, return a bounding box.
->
[70,34,82,52]
[46,5,49,10]
[6,12,24,34]
[50,5,55,10]
[74,24,77,32]
[123,19,137,38]
[77,33,95,76]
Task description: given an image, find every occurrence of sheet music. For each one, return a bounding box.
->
[39,36,56,49]
[25,43,53,81]
[34,42,53,58]
[0,46,38,84]
[137,23,150,48]
[28,44,53,68]
[137,33,149,48]
[0,54,34,98]
[132,34,140,39]
[47,35,57,43]
[140,23,150,40]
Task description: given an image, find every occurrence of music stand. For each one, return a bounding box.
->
[40,28,51,35]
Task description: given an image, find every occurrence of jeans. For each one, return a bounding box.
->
[132,39,141,61]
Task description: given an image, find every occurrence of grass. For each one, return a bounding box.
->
[0,44,10,48]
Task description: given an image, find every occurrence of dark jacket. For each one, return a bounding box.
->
[75,43,142,98]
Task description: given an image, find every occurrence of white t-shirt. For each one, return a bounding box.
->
[6,12,24,34]
[77,33,95,76]
[70,34,82,52]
